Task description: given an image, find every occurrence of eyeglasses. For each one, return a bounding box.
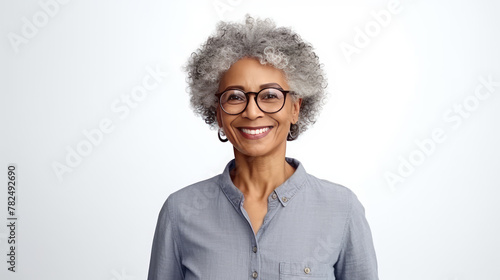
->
[216,87,290,115]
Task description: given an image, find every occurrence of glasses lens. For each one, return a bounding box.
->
[257,88,285,113]
[220,90,247,114]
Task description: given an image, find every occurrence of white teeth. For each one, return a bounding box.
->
[242,127,270,135]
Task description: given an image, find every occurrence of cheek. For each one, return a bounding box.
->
[219,113,237,129]
[283,103,298,123]
[216,107,226,128]
[272,114,293,133]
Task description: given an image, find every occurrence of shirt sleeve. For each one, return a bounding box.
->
[334,191,378,280]
[148,196,184,280]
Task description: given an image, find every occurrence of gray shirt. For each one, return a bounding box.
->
[148,158,378,280]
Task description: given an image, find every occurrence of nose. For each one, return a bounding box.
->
[241,94,263,120]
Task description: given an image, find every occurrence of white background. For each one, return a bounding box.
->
[1,0,499,279]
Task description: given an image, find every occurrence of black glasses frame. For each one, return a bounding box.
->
[215,87,290,115]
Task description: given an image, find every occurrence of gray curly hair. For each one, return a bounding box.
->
[184,15,327,140]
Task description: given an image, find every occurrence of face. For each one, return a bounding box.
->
[216,57,302,158]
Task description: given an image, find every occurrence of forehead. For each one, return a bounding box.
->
[218,57,289,91]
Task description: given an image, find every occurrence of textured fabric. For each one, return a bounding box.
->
[148,158,378,280]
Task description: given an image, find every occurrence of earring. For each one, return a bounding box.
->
[218,127,228,142]
[288,123,299,141]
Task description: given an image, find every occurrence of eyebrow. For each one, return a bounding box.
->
[222,83,284,92]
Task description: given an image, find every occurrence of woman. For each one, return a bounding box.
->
[148,16,378,280]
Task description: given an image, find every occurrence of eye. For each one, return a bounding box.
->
[259,89,283,101]
[222,90,246,104]
[262,93,278,99]
[228,94,244,100]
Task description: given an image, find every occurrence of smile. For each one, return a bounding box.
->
[241,127,270,135]
[238,126,273,140]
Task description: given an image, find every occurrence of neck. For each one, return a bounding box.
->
[231,147,295,200]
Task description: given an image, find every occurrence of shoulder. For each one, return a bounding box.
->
[157,174,222,219]
[170,175,221,201]
[303,172,364,214]
[288,157,354,202]
[305,173,355,200]
[306,173,352,195]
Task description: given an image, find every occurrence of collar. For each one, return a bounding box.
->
[218,157,307,210]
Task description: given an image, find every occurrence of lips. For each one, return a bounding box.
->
[238,126,273,140]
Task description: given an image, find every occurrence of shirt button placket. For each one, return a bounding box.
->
[250,244,259,279]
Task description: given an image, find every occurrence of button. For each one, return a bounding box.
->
[282,196,288,202]
[252,246,257,253]
[271,193,277,200]
[304,267,311,274]
[252,271,258,278]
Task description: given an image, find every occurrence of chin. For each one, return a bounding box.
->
[230,134,288,158]
[235,148,269,158]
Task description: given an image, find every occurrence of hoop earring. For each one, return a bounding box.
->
[218,127,228,142]
[288,123,299,141]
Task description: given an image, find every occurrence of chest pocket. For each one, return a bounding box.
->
[279,262,334,280]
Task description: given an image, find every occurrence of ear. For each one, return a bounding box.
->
[291,98,302,124]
